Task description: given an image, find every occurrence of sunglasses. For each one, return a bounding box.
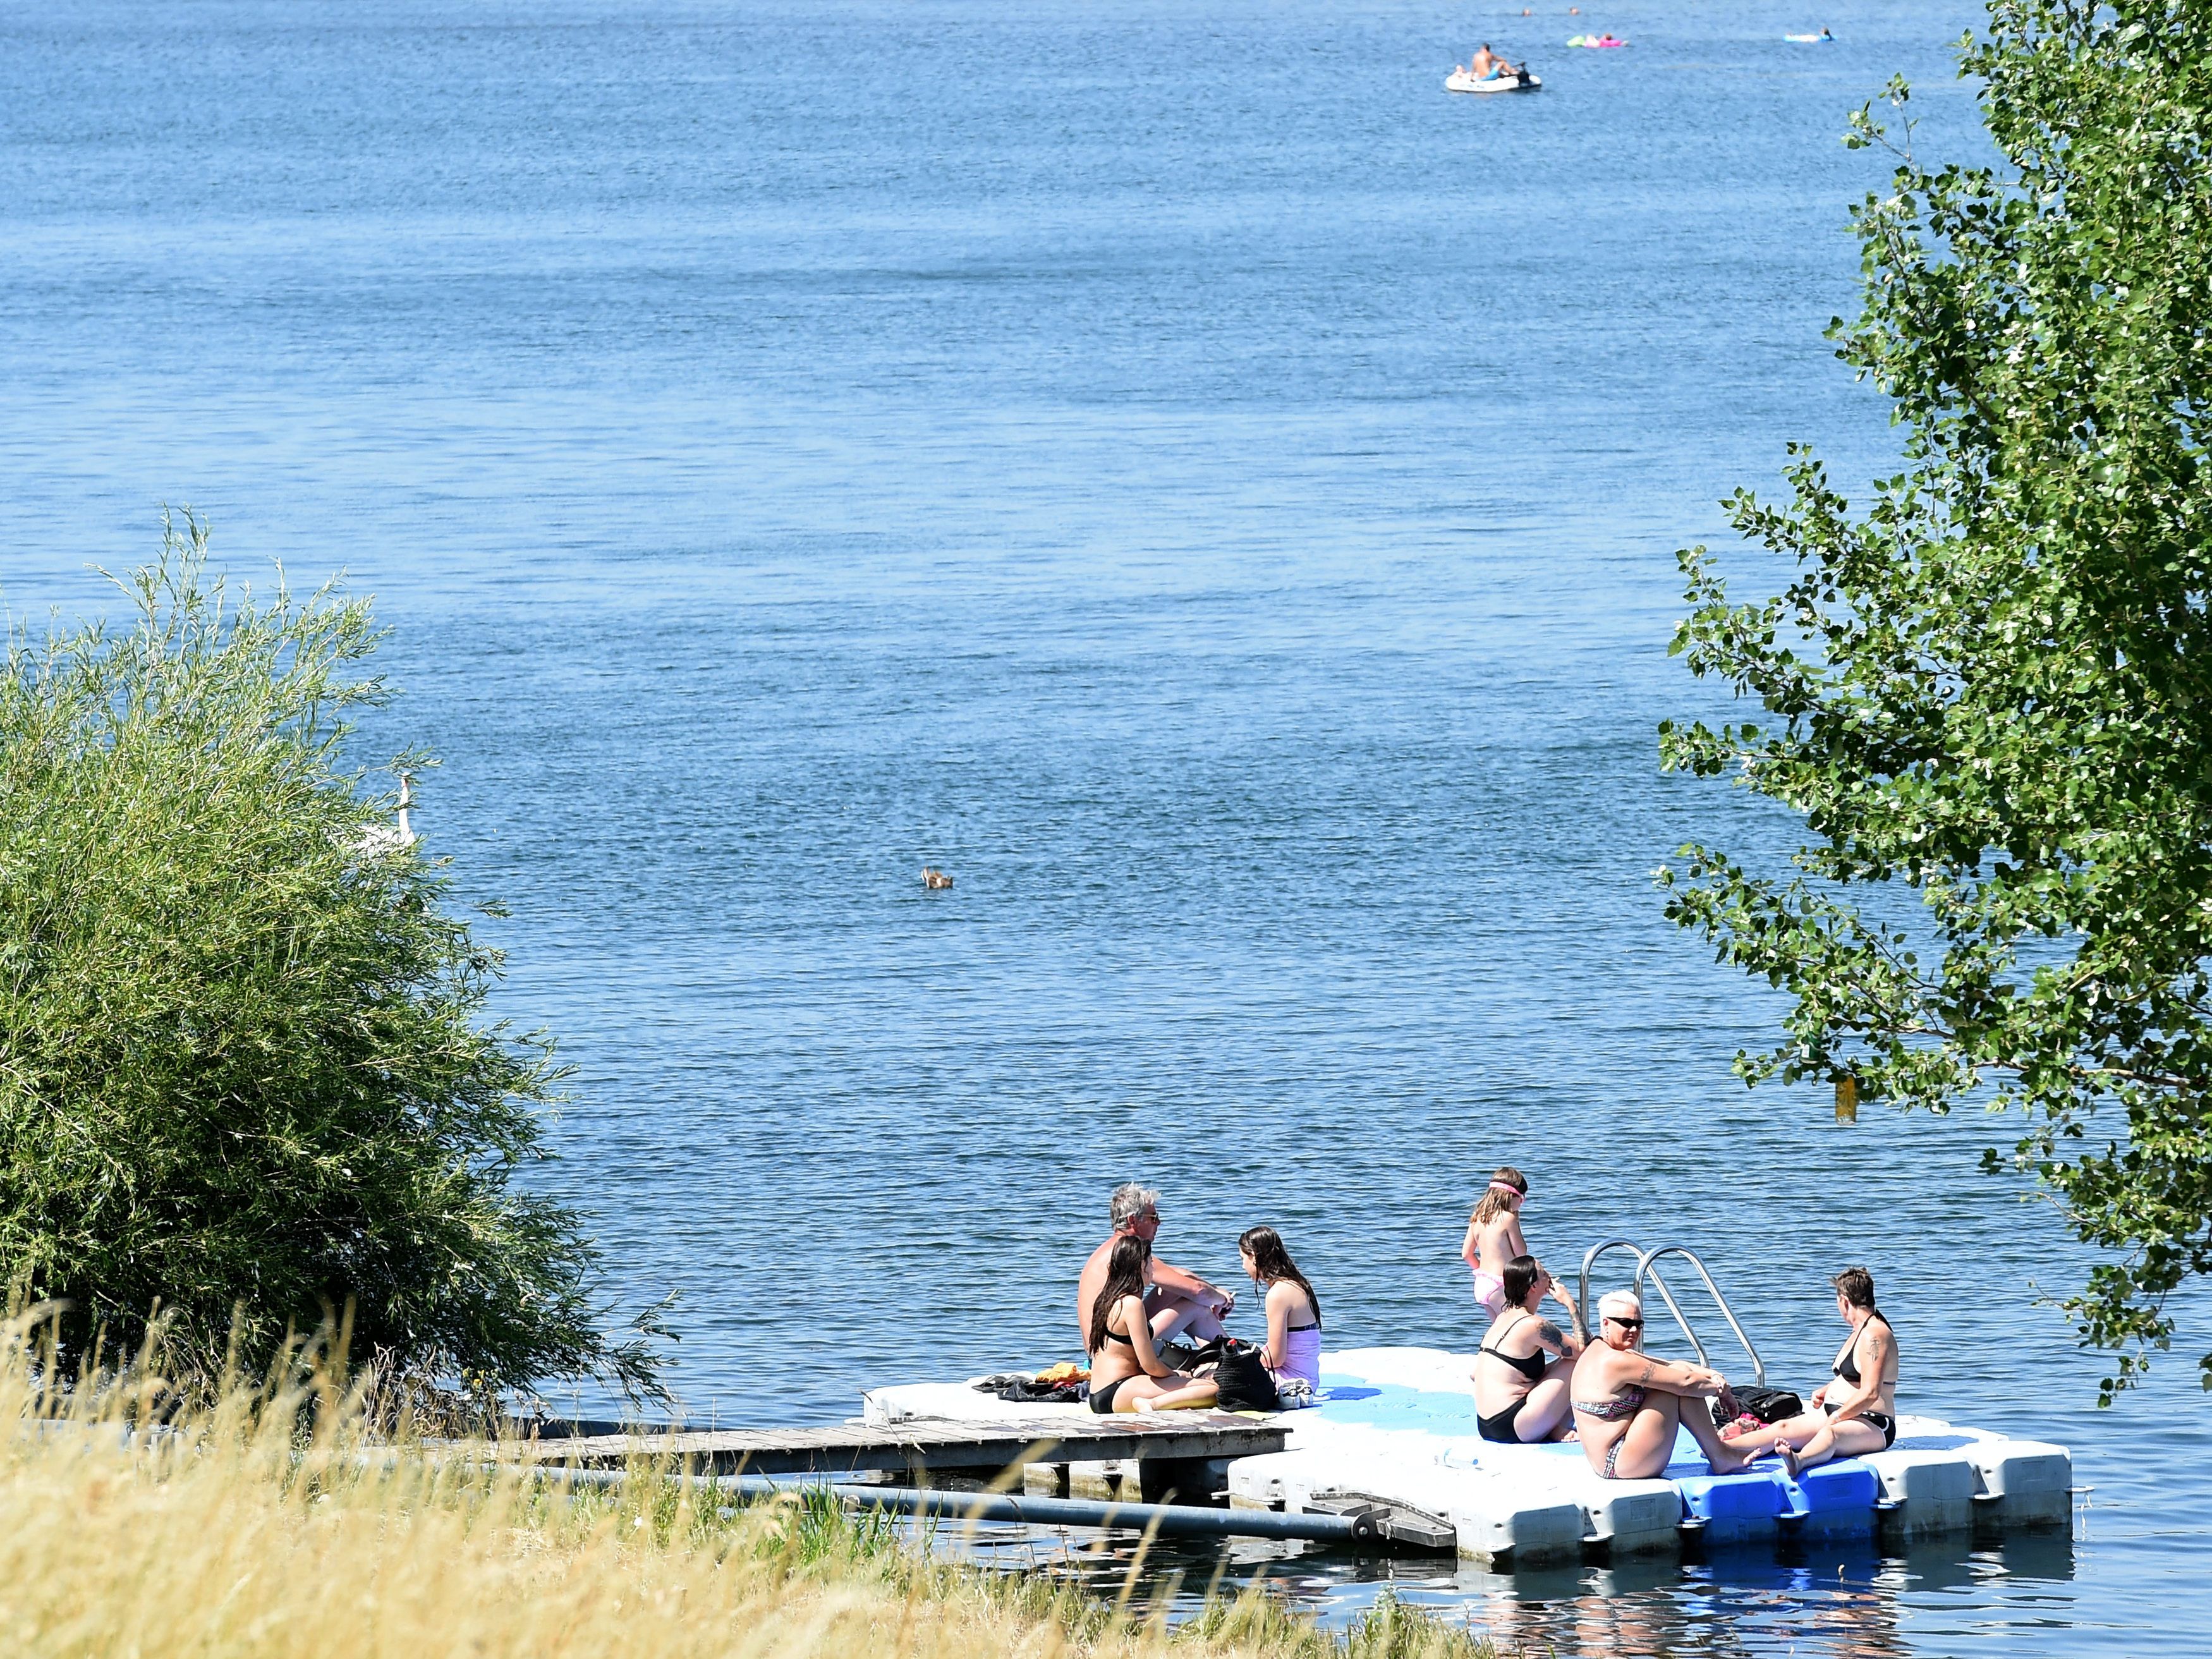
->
[1607,1316,1644,1330]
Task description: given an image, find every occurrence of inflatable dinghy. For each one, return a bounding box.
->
[1445,68,1542,93]
[1567,34,1628,48]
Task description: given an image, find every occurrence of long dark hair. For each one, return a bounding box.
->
[1089,1234,1152,1354]
[1238,1225,1321,1325]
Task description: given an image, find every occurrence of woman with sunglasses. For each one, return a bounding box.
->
[1570,1291,1761,1479]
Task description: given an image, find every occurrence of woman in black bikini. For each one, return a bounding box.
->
[1086,1234,1220,1414]
[1728,1265,1899,1471]
[1472,1256,1583,1443]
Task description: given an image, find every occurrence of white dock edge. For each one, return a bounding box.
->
[1966,1438,2074,1528]
[1864,1445,1978,1537]
[1560,1473,1684,1555]
[1449,1478,1586,1565]
[1230,1448,1600,1565]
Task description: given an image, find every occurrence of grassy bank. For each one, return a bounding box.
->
[0,1334,1493,1659]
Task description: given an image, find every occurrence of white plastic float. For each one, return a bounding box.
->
[1445,69,1542,94]
[861,1345,2072,1568]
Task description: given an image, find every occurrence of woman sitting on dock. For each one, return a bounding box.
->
[1087,1235,1221,1414]
[1571,1291,1760,1479]
[1239,1225,1323,1397]
[1473,1255,1583,1443]
[1726,1266,1899,1472]
[1461,1165,1540,1320]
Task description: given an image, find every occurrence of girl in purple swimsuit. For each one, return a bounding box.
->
[1239,1225,1323,1394]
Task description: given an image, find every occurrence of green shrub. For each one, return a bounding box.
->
[0,518,663,1403]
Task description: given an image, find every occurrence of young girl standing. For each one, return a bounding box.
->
[1461,1165,1560,1321]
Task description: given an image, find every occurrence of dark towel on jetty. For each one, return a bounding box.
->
[975,1373,1089,1404]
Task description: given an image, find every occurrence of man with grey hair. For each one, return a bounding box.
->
[1075,1182,1235,1354]
[1568,1291,1759,1480]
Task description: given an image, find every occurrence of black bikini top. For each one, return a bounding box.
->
[1480,1314,1550,1382]
[1834,1311,1891,1385]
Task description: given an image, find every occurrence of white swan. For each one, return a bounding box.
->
[351,771,418,860]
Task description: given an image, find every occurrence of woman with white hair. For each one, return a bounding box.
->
[1569,1291,1761,1480]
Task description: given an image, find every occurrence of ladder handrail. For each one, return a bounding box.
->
[1634,1244,1767,1387]
[1634,1258,1714,1371]
[1574,1237,1647,1337]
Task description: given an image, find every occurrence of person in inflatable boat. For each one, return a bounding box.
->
[1571,1291,1762,1479]
[1473,1255,1586,1443]
[1076,1182,1234,1354]
[1457,44,1521,82]
[1723,1265,1899,1471]
[1085,1234,1222,1414]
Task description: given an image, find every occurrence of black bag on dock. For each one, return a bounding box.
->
[1209,1339,1281,1413]
[1719,1385,1803,1426]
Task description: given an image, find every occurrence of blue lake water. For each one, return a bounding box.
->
[3,1,2206,1652]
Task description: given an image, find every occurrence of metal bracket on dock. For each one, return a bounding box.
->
[1304,1492,1457,1553]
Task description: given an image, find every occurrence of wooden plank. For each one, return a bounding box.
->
[513,1413,1286,1476]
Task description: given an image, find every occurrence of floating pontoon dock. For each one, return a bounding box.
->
[851,1243,2077,1567]
[856,1347,2074,1566]
[533,1244,2075,1567]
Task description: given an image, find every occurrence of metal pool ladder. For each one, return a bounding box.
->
[1575,1238,1767,1387]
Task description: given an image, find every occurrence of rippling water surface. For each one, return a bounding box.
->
[3,1,2206,1652]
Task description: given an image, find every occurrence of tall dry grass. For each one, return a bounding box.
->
[0,1318,1493,1659]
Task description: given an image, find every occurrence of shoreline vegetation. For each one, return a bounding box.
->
[0,524,669,1407]
[0,1319,1491,1659]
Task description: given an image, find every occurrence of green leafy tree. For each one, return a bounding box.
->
[1658,1,2212,1399]
[0,520,665,1404]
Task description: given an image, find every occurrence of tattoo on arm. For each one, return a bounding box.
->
[1638,1359,1655,1384]
[1535,1320,1562,1351]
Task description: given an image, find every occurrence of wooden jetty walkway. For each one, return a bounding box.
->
[518,1411,1286,1481]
